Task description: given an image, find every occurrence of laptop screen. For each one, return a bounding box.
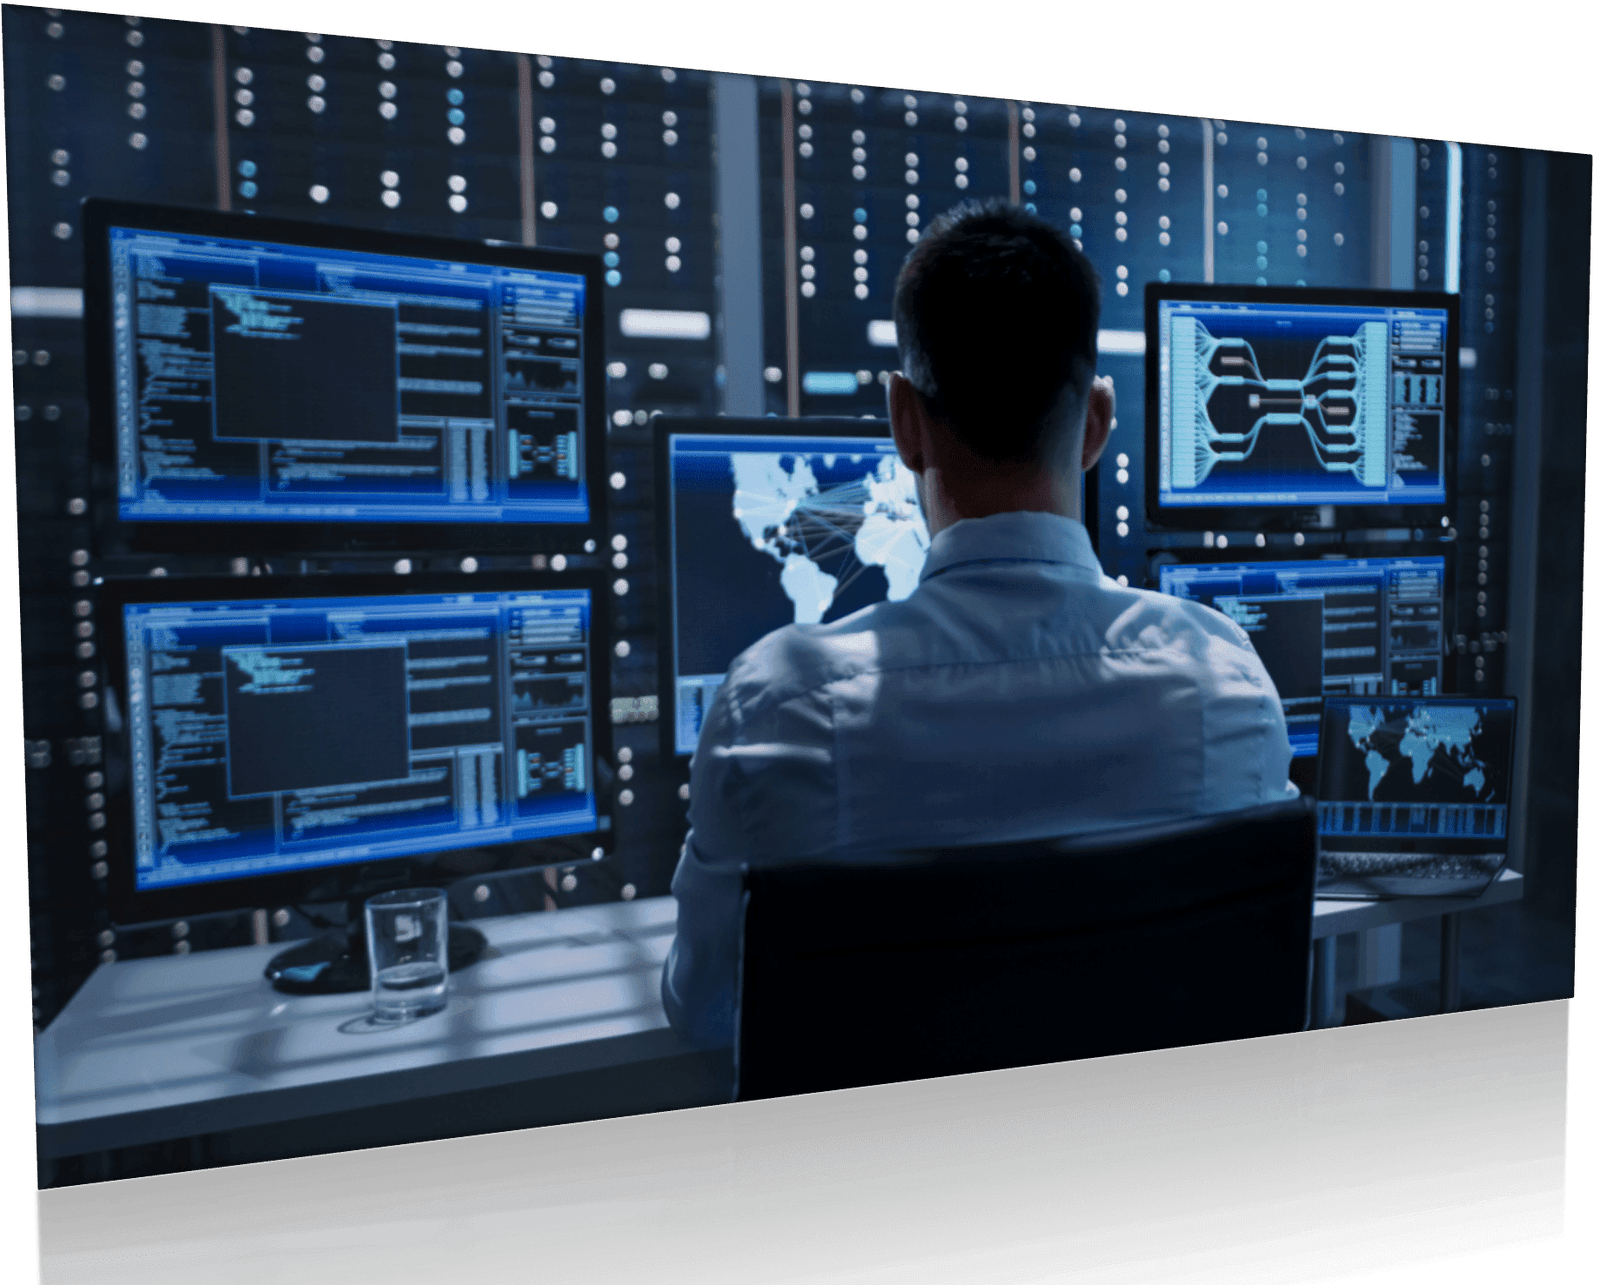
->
[1316,695,1517,894]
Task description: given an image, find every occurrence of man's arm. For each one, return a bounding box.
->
[659,641,838,1048]
[660,835,743,1049]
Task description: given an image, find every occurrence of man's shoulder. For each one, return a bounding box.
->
[721,599,908,712]
[1101,579,1254,648]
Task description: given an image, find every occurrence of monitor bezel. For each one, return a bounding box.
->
[653,415,903,761]
[1143,282,1460,533]
[82,198,608,557]
[97,569,614,926]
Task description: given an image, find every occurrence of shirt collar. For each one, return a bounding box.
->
[917,510,1104,584]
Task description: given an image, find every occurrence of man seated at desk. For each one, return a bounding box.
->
[663,200,1297,1048]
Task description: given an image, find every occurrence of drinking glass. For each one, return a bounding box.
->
[365,888,450,1023]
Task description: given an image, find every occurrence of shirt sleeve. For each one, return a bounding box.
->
[660,636,838,1047]
[660,833,743,1049]
[660,664,750,1049]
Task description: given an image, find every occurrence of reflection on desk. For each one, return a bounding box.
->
[36,897,733,1166]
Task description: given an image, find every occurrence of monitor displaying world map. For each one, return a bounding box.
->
[1316,696,1517,856]
[665,428,930,755]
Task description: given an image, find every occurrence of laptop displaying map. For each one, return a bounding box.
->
[656,416,930,758]
[1315,695,1518,899]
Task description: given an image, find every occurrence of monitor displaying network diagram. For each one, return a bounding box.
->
[662,425,930,756]
[1316,695,1516,896]
[96,207,595,525]
[1152,293,1451,514]
[1158,555,1449,757]
[119,586,602,892]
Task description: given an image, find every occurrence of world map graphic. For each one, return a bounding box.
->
[1345,703,1491,802]
[729,450,930,624]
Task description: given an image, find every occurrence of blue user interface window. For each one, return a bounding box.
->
[123,589,598,891]
[1156,298,1449,509]
[1158,556,1447,756]
[668,432,929,755]
[108,225,589,523]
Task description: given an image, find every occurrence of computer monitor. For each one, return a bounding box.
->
[1157,552,1454,757]
[1316,695,1516,899]
[83,199,606,554]
[98,572,613,954]
[1144,283,1458,532]
[656,416,930,758]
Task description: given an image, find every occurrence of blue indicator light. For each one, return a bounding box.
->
[603,206,619,223]
[605,269,621,286]
[802,371,860,396]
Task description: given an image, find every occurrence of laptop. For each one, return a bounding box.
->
[1315,695,1517,899]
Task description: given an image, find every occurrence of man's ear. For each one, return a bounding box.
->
[888,373,930,475]
[1081,375,1115,473]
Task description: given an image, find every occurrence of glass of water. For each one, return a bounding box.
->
[365,888,450,1023]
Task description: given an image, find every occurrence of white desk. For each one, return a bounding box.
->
[1311,869,1524,939]
[37,875,1525,1169]
[35,896,732,1168]
[1309,869,1524,1027]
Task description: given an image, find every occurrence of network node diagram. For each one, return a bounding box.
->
[1152,295,1452,515]
[1169,316,1389,489]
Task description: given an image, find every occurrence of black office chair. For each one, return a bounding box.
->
[734,795,1318,1101]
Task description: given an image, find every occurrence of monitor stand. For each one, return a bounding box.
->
[264,896,487,995]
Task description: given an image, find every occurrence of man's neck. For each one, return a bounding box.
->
[919,452,1080,538]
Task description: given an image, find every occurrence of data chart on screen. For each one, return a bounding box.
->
[666,431,929,755]
[1156,298,1450,509]
[107,223,591,524]
[1159,556,1448,756]
[122,588,599,891]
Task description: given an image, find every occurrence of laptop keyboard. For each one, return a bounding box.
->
[1319,852,1504,881]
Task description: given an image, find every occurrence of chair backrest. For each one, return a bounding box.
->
[734,795,1318,1101]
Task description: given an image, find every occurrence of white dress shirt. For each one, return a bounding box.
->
[662,509,1296,1047]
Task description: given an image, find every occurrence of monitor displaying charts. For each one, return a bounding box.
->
[1145,284,1458,530]
[100,573,611,921]
[83,200,605,550]
[1158,554,1452,757]
[1316,695,1516,898]
[657,417,930,757]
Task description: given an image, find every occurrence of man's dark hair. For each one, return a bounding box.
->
[893,200,1101,464]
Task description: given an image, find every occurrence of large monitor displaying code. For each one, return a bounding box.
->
[1150,291,1452,516]
[1158,555,1449,756]
[662,424,930,756]
[120,587,600,891]
[98,208,594,525]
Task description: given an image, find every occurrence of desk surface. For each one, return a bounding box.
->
[35,896,711,1160]
[1311,869,1523,939]
[38,873,1526,1159]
